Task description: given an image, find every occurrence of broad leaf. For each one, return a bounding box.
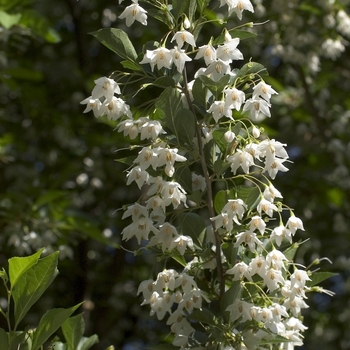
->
[90,28,137,61]
[307,272,338,288]
[178,212,206,246]
[220,281,240,322]
[13,252,59,328]
[9,248,44,288]
[0,328,9,349]
[235,61,268,81]
[175,108,196,145]
[213,29,257,46]
[172,0,188,21]
[51,342,67,350]
[192,77,208,109]
[31,304,82,350]
[62,313,84,350]
[190,308,216,325]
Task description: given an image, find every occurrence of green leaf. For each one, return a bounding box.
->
[51,342,67,350]
[13,252,59,328]
[3,67,44,82]
[188,0,197,22]
[214,190,229,214]
[222,243,238,266]
[174,108,196,145]
[307,272,338,288]
[192,77,208,109]
[9,248,44,288]
[90,28,137,61]
[178,212,206,246]
[220,281,240,322]
[8,331,26,350]
[0,328,9,349]
[213,29,257,46]
[190,308,216,325]
[156,87,183,138]
[120,60,142,72]
[33,190,67,210]
[212,128,229,153]
[78,335,99,350]
[31,304,82,350]
[175,165,192,193]
[235,61,268,81]
[62,313,84,350]
[197,0,211,14]
[152,76,176,88]
[199,75,230,98]
[172,0,188,21]
[0,10,21,29]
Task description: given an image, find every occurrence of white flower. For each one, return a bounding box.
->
[234,231,263,252]
[121,216,158,244]
[266,250,288,271]
[226,299,253,322]
[224,87,245,111]
[140,48,173,71]
[80,97,102,118]
[195,44,217,65]
[171,47,192,73]
[192,173,206,192]
[283,296,309,317]
[171,235,194,255]
[264,268,285,292]
[137,118,166,140]
[263,184,283,202]
[223,199,247,222]
[264,157,289,179]
[226,261,252,281]
[207,100,232,122]
[91,77,121,101]
[290,269,311,289]
[149,222,177,252]
[119,0,147,27]
[249,255,267,278]
[156,148,187,177]
[205,59,231,81]
[161,181,187,208]
[122,203,148,221]
[126,166,150,189]
[227,149,255,174]
[133,147,159,171]
[101,96,132,120]
[253,81,278,102]
[171,30,196,48]
[243,97,271,121]
[271,225,293,246]
[229,0,254,20]
[257,198,278,217]
[217,36,243,63]
[117,119,139,139]
[286,216,305,234]
[248,215,266,234]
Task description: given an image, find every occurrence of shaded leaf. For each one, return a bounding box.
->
[307,272,338,288]
[31,304,82,350]
[178,212,206,246]
[213,29,257,46]
[78,335,99,350]
[62,313,84,350]
[90,28,137,61]
[0,328,9,349]
[199,75,230,98]
[220,281,240,322]
[175,108,196,145]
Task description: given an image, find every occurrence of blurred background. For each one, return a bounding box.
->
[0,0,349,349]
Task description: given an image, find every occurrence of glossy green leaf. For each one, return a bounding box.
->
[31,304,82,350]
[0,328,9,349]
[190,308,216,325]
[172,0,188,21]
[307,272,338,288]
[220,281,240,322]
[214,190,229,214]
[192,77,208,109]
[178,212,206,246]
[152,76,176,88]
[78,335,99,350]
[62,313,84,350]
[235,61,268,80]
[174,108,196,145]
[9,248,44,288]
[90,28,137,61]
[13,252,59,328]
[120,60,142,72]
[0,10,21,28]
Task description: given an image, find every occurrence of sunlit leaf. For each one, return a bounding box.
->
[62,313,85,350]
[0,10,21,29]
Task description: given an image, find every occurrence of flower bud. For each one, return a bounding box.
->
[224,130,235,143]
[183,16,191,29]
[252,126,260,138]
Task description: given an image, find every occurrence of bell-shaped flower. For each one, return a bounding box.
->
[227,149,255,174]
[290,269,311,289]
[226,299,253,322]
[137,118,166,140]
[286,216,305,234]
[249,255,267,278]
[264,157,289,179]
[171,47,192,73]
[122,203,148,221]
[264,268,285,292]
[195,44,216,65]
[234,231,263,252]
[253,81,278,102]
[207,100,232,122]
[171,30,196,49]
[161,181,187,208]
[217,36,243,63]
[126,166,150,189]
[91,77,121,101]
[248,215,266,234]
[156,148,187,177]
[271,225,293,246]
[171,235,194,255]
[204,59,231,81]
[119,0,147,27]
[224,87,245,111]
[243,97,271,121]
[266,249,288,271]
[101,96,132,120]
[118,119,139,139]
[192,173,206,192]
[257,198,278,217]
[80,97,102,118]
[263,184,283,202]
[121,215,158,244]
[133,147,159,170]
[140,48,173,71]
[228,0,254,20]
[226,261,252,281]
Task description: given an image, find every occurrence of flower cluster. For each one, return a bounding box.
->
[81,0,332,349]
